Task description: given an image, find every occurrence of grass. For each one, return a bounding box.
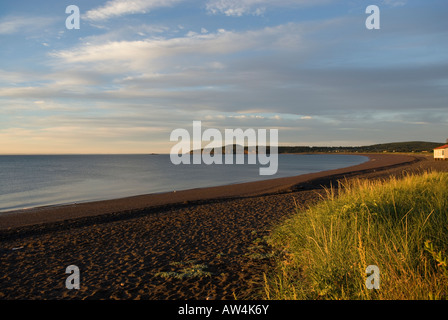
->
[245,236,276,260]
[264,171,448,300]
[155,260,212,280]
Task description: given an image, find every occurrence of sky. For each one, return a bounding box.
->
[0,0,447,154]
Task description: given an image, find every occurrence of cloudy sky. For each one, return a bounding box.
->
[0,0,447,154]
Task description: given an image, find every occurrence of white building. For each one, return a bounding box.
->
[434,144,448,160]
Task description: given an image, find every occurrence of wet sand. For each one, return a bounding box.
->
[0,153,446,300]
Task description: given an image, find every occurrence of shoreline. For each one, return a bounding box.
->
[0,153,369,214]
[1,153,445,300]
[0,153,420,231]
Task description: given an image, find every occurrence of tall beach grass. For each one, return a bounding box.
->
[264,171,448,300]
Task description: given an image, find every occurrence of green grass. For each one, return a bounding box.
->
[264,171,448,300]
[155,260,212,280]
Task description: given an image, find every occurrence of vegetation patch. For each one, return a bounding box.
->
[155,260,212,279]
[264,171,448,300]
[245,236,275,260]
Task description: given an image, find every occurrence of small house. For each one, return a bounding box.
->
[434,144,448,160]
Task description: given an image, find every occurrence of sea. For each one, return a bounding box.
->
[0,154,368,213]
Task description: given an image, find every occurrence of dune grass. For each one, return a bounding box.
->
[264,171,448,300]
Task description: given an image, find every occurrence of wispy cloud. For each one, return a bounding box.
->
[205,0,331,16]
[1,0,446,153]
[85,0,183,21]
[0,15,56,35]
[382,0,407,7]
[49,23,304,73]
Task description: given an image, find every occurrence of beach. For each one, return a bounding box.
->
[1,153,447,300]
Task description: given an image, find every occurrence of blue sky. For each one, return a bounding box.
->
[0,0,447,154]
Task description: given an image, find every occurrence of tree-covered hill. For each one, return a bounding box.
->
[278,141,443,153]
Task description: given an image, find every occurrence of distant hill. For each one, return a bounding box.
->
[190,144,251,154]
[278,141,444,154]
[189,141,444,154]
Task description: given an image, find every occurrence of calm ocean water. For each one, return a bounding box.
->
[0,154,368,212]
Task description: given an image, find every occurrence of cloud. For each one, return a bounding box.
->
[26,14,444,120]
[0,125,168,154]
[85,0,183,21]
[2,4,446,153]
[382,0,407,7]
[205,0,330,16]
[49,23,304,73]
[0,69,37,84]
[0,15,56,35]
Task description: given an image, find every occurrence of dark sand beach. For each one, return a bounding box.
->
[1,153,447,300]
